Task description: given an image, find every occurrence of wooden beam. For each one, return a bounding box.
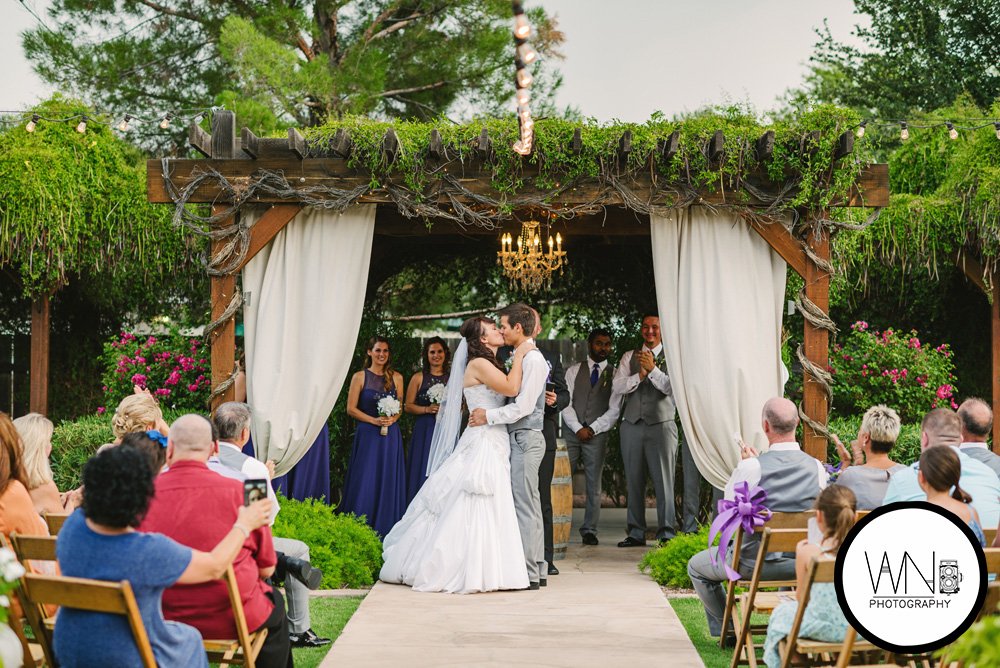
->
[955,248,1000,450]
[748,219,808,277]
[755,131,775,161]
[235,204,304,272]
[802,225,832,461]
[382,129,400,165]
[956,248,988,293]
[189,122,212,158]
[211,111,237,160]
[287,128,306,159]
[147,159,890,208]
[569,128,583,155]
[209,205,237,412]
[331,129,353,158]
[708,130,725,163]
[427,129,445,160]
[477,128,493,161]
[657,131,680,163]
[617,130,632,166]
[241,127,260,159]
[800,130,822,158]
[834,131,855,161]
[29,294,51,416]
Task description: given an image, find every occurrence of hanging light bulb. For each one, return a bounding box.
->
[516,43,537,65]
[899,121,909,141]
[159,113,173,129]
[518,104,531,121]
[515,66,532,88]
[994,122,1000,140]
[515,87,530,106]
[25,114,39,133]
[117,115,132,132]
[855,120,867,138]
[513,14,531,39]
[947,122,958,140]
[76,116,88,133]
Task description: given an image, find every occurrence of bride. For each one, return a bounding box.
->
[380,316,532,593]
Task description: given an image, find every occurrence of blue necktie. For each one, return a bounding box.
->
[590,363,600,387]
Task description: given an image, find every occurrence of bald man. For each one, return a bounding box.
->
[139,414,294,668]
[686,398,828,641]
[958,398,1000,477]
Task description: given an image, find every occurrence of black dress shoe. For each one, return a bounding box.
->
[547,563,559,576]
[283,556,324,590]
[289,628,332,648]
[581,533,599,546]
[528,581,540,590]
[617,536,646,548]
[539,578,547,587]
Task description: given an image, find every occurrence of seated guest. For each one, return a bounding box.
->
[919,446,985,546]
[12,412,64,515]
[53,445,272,668]
[111,391,169,443]
[831,405,908,509]
[957,398,1000,477]
[120,430,168,475]
[687,398,827,640]
[213,402,330,648]
[763,486,855,668]
[0,413,51,540]
[138,414,294,668]
[883,408,1000,527]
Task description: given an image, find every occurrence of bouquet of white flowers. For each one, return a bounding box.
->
[0,547,25,624]
[426,382,447,405]
[377,395,402,436]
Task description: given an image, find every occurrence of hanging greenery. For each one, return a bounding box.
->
[0,95,196,297]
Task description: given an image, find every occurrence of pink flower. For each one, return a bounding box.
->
[908,337,920,349]
[131,373,147,386]
[951,400,959,410]
[135,356,146,365]
[102,385,108,392]
[154,388,171,397]
[96,406,106,415]
[165,371,181,386]
[187,383,199,392]
[146,336,157,346]
[936,385,953,399]
[852,321,869,331]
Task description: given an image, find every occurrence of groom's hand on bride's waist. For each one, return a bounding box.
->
[468,407,488,427]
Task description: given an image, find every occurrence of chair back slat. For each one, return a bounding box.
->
[983,527,996,547]
[762,511,815,531]
[11,535,57,562]
[984,547,1000,576]
[759,528,807,555]
[43,513,69,536]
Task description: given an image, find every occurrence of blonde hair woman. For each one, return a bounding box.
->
[12,413,63,515]
[831,404,908,509]
[111,392,167,442]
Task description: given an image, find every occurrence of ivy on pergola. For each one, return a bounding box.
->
[148,106,889,460]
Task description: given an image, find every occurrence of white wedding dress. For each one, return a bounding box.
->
[380,384,529,593]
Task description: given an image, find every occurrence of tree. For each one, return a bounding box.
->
[786,0,1000,118]
[23,1,566,142]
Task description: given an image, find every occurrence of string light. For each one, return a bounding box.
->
[855,120,867,138]
[515,65,532,88]
[76,116,88,133]
[899,121,909,141]
[159,114,172,129]
[4,108,212,134]
[994,122,1000,140]
[511,2,535,156]
[513,14,531,39]
[117,114,132,132]
[515,87,530,106]
[25,114,39,133]
[947,122,958,140]
[516,42,537,65]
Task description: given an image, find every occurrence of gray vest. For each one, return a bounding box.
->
[218,443,252,472]
[738,448,820,571]
[961,446,1000,478]
[508,350,546,432]
[622,350,675,425]
[572,361,614,426]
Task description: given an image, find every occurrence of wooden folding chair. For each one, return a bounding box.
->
[42,513,68,536]
[984,547,1000,579]
[780,557,878,667]
[720,510,815,652]
[833,626,885,668]
[730,528,808,668]
[983,527,996,547]
[201,564,268,668]
[20,573,157,668]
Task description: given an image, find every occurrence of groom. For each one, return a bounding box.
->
[469,303,548,589]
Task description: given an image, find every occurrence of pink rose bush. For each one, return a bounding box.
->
[99,331,212,413]
[830,322,958,421]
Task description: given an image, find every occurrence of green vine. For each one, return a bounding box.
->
[0,95,193,297]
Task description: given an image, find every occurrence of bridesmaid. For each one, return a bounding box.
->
[340,336,406,537]
[404,337,451,503]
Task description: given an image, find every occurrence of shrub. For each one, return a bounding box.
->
[100,331,212,414]
[271,496,383,589]
[830,322,959,422]
[940,613,1000,666]
[826,415,922,468]
[639,525,714,589]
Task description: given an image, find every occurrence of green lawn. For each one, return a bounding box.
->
[292,595,365,668]
[669,597,733,668]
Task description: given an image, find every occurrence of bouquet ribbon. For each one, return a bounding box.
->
[708,481,771,581]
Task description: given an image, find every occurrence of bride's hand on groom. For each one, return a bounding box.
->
[514,339,536,359]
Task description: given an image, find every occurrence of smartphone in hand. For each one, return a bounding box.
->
[545,382,556,393]
[243,478,268,506]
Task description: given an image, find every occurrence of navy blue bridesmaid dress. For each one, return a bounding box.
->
[405,373,446,503]
[339,369,406,537]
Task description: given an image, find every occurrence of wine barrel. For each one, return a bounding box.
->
[551,442,573,561]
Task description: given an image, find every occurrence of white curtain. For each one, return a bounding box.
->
[650,208,787,490]
[242,205,376,475]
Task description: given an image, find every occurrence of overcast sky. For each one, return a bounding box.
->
[2,0,865,119]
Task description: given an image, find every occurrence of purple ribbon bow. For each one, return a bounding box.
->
[708,481,771,581]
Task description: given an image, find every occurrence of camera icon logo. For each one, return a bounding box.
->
[939,560,962,595]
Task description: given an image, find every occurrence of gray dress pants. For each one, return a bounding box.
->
[273,536,311,634]
[620,419,678,541]
[510,429,546,582]
[680,437,703,533]
[565,430,609,537]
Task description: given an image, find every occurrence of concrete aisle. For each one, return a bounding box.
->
[320,509,703,667]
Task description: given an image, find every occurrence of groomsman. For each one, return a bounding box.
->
[613,313,697,546]
[562,329,623,545]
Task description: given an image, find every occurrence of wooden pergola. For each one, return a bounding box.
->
[147,111,894,461]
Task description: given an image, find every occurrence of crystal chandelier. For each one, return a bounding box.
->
[497,219,567,291]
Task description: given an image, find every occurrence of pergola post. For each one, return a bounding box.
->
[209,207,237,412]
[955,250,1000,452]
[29,293,51,415]
[801,227,832,460]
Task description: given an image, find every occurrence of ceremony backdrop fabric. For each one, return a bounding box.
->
[243,204,376,476]
[650,208,788,490]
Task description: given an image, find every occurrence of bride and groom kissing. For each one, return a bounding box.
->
[380,303,551,593]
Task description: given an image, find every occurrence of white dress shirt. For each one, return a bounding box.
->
[960,441,990,451]
[219,441,280,525]
[486,346,548,427]
[612,343,671,397]
[723,441,829,500]
[562,358,624,435]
